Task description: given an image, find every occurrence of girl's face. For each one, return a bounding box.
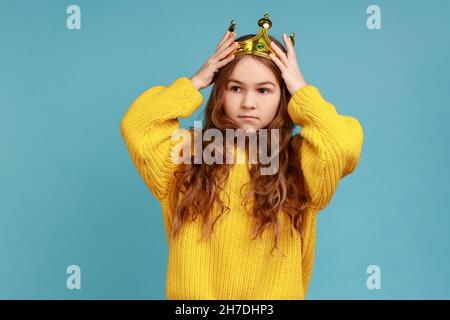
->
[223,56,281,133]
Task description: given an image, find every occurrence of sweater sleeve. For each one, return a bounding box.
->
[119,77,203,201]
[288,85,364,211]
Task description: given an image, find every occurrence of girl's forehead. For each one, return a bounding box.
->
[230,57,278,84]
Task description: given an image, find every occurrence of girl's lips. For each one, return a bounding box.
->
[239,116,258,121]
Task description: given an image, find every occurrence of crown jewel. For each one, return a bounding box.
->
[228,13,295,60]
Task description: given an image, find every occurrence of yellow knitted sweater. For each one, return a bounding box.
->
[119,77,364,299]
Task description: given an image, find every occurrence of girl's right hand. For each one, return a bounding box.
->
[190,31,239,91]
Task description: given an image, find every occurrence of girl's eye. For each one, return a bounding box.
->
[230,86,270,94]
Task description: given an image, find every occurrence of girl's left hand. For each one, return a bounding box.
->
[269,33,308,95]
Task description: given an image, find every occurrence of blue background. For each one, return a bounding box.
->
[1,0,449,299]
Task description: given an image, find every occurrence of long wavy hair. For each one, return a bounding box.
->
[169,34,308,255]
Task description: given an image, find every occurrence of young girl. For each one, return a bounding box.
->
[120,28,364,300]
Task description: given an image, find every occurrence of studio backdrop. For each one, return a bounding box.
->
[1,0,449,299]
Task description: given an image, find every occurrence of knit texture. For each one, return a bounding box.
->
[119,77,364,299]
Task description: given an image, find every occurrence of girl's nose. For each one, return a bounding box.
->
[241,94,256,109]
[241,104,256,110]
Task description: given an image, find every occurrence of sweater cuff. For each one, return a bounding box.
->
[287,85,331,125]
[165,76,204,118]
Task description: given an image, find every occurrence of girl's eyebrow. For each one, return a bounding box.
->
[228,79,276,87]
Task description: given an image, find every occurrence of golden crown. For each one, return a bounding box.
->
[228,13,295,60]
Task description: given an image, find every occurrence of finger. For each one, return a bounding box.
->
[215,32,235,53]
[269,53,286,72]
[213,37,235,59]
[217,31,233,50]
[215,53,235,69]
[282,33,297,62]
[216,31,229,49]
[269,41,289,67]
[215,40,239,60]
